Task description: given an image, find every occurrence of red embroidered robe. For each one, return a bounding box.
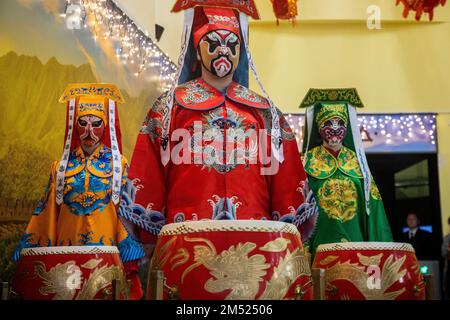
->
[122,78,308,245]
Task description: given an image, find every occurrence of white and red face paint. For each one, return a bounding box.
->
[319,117,347,147]
[198,30,240,78]
[76,115,105,148]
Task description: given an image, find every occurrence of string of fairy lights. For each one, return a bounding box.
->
[285,113,437,150]
[357,114,437,145]
[62,0,177,90]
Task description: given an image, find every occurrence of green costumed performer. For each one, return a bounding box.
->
[299,88,393,257]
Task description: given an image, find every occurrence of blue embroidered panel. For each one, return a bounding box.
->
[63,146,113,216]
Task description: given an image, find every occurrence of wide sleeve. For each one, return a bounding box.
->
[13,161,60,261]
[367,177,394,242]
[116,219,145,300]
[115,156,145,300]
[268,112,307,224]
[265,111,319,244]
[119,95,167,249]
[116,156,146,262]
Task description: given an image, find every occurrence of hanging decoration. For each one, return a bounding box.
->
[396,0,447,21]
[171,0,260,19]
[270,0,299,25]
[62,0,177,90]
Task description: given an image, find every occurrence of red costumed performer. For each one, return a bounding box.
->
[120,1,316,258]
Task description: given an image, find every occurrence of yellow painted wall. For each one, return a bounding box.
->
[249,4,450,113]
[247,0,450,236]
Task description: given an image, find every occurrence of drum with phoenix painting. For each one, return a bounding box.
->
[312,242,425,300]
[148,220,313,300]
[12,246,128,300]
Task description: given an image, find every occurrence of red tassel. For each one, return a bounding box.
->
[403,6,410,18]
[396,0,446,21]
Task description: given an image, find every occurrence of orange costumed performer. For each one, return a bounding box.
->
[13,84,145,299]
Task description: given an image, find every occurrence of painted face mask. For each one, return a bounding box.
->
[76,115,105,148]
[198,30,240,78]
[319,116,347,147]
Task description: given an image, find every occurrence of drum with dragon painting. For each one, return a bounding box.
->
[148,220,313,300]
[12,246,128,300]
[312,242,425,300]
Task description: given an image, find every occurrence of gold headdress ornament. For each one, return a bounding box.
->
[59,83,125,123]
[59,83,125,103]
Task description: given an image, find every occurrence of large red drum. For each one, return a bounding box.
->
[312,242,425,300]
[149,220,313,300]
[12,246,128,300]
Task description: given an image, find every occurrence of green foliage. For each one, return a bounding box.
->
[0,140,53,202]
[0,223,26,283]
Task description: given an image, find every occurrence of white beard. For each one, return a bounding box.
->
[215,65,230,78]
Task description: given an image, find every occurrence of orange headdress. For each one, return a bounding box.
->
[57,83,125,205]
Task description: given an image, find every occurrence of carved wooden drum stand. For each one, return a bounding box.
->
[147,220,313,300]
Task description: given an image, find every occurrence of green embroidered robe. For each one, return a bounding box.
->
[304,145,393,256]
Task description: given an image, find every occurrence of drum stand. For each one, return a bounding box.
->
[423,274,435,300]
[1,279,130,300]
[1,282,9,300]
[147,270,179,300]
[311,268,435,300]
[312,268,326,300]
[110,279,131,300]
[147,268,434,300]
[0,282,22,300]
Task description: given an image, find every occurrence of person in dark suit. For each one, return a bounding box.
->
[400,212,433,260]
[441,217,450,299]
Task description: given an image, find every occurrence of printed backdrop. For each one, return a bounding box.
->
[0,0,163,282]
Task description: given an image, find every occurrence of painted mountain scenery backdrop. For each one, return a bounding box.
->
[0,0,163,282]
[0,51,156,203]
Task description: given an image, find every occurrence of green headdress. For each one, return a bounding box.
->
[299,88,364,108]
[300,88,363,155]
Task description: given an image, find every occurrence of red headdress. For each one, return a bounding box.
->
[191,7,241,48]
[159,0,284,165]
[172,0,260,19]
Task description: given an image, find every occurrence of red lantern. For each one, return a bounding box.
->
[396,0,447,21]
[271,0,299,25]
